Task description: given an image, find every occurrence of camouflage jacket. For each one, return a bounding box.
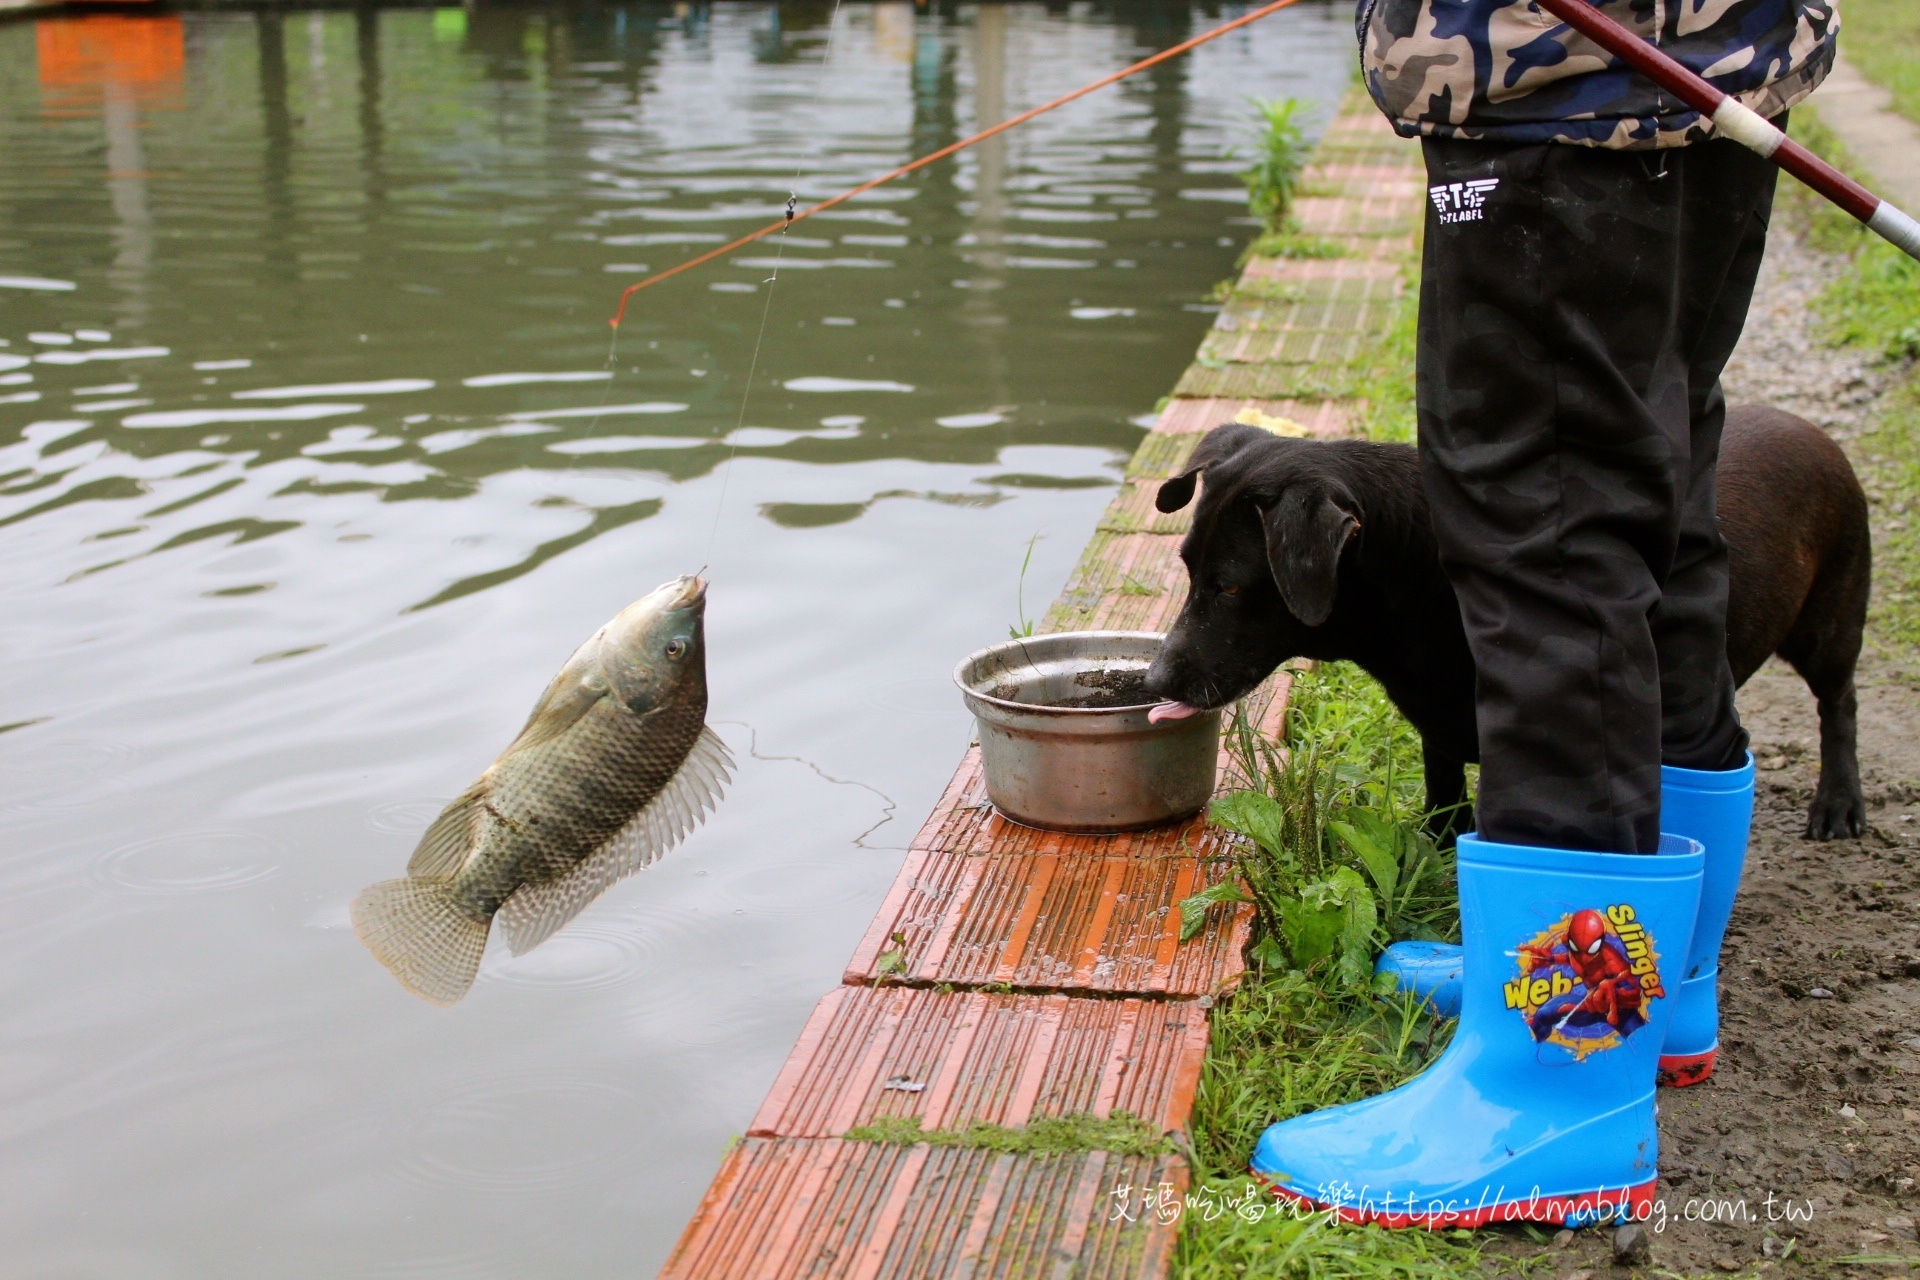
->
[1358,0,1838,147]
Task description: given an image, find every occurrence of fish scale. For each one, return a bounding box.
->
[470,696,707,911]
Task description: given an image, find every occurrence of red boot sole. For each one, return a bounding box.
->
[1657,1048,1716,1087]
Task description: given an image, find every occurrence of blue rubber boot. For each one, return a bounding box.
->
[1252,832,1704,1228]
[1654,754,1755,1087]
[1377,756,1755,1084]
[1374,940,1462,1014]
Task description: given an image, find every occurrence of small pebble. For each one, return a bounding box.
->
[1839,1103,1857,1118]
[1809,987,1834,999]
[1612,1222,1651,1265]
[1552,1228,1576,1249]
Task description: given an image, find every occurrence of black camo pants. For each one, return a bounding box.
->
[1417,131,1777,855]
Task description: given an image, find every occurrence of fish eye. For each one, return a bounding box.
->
[664,638,688,660]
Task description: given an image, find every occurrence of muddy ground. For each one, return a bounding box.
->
[1503,228,1920,1275]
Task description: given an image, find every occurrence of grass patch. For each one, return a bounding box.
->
[1832,0,1920,123]
[1174,663,1491,1277]
[845,1111,1175,1157]
[1849,377,1920,665]
[1816,235,1920,360]
[1244,227,1347,261]
[1348,279,1420,445]
[1782,112,1920,361]
[1776,109,1920,669]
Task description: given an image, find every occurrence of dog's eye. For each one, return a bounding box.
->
[1220,584,1240,597]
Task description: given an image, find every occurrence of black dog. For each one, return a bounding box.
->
[1144,407,1871,841]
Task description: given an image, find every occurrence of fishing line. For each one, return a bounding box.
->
[715,720,901,849]
[700,6,844,564]
[623,0,1303,561]
[702,196,797,563]
[605,0,1305,327]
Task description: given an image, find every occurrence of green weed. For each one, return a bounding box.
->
[1172,1199,1488,1279]
[1245,229,1347,261]
[1175,662,1478,1270]
[1009,531,1042,639]
[845,1111,1175,1157]
[1182,663,1459,983]
[1239,98,1311,231]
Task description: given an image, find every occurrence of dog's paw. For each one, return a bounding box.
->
[1804,789,1866,841]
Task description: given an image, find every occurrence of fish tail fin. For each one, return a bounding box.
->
[351,877,489,1006]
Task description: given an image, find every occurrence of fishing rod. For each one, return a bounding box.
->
[1533,0,1920,263]
[608,0,1305,328]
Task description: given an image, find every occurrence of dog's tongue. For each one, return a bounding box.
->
[1148,701,1201,724]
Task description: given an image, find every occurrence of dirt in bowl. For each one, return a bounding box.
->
[986,667,1156,709]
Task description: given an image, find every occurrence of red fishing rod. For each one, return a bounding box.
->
[1533,0,1920,262]
[608,0,1306,327]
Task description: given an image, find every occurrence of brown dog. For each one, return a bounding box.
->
[1144,405,1870,840]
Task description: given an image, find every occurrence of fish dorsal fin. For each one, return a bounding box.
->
[407,783,486,878]
[502,633,610,757]
[497,726,735,956]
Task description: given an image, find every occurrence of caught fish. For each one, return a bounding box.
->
[352,575,732,1004]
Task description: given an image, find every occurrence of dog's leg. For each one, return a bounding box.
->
[1802,672,1865,840]
[1778,531,1869,841]
[1780,625,1867,841]
[1421,740,1470,847]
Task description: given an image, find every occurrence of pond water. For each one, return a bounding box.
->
[0,3,1351,1273]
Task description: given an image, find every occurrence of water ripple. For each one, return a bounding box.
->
[366,798,451,835]
[486,916,662,992]
[1,739,133,813]
[399,1070,644,1194]
[100,829,286,895]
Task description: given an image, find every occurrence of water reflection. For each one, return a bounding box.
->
[0,3,1353,1274]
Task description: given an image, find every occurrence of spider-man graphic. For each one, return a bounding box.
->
[1506,905,1661,1057]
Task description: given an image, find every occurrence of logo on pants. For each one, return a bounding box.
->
[1429,178,1499,224]
[1504,904,1663,1059]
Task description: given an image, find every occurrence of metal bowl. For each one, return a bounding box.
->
[953,631,1220,833]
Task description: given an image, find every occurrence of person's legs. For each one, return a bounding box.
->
[1417,137,1696,853]
[1655,132,1780,771]
[1651,131,1780,1082]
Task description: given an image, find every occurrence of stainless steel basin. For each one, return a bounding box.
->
[953,631,1220,833]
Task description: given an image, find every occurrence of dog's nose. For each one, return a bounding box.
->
[1145,649,1179,700]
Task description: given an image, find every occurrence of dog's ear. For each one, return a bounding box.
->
[1259,487,1359,627]
[1155,423,1271,513]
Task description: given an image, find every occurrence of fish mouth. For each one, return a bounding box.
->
[648,573,706,611]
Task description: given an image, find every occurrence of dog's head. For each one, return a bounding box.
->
[1145,424,1362,711]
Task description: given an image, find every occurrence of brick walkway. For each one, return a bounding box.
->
[657,91,1426,1280]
